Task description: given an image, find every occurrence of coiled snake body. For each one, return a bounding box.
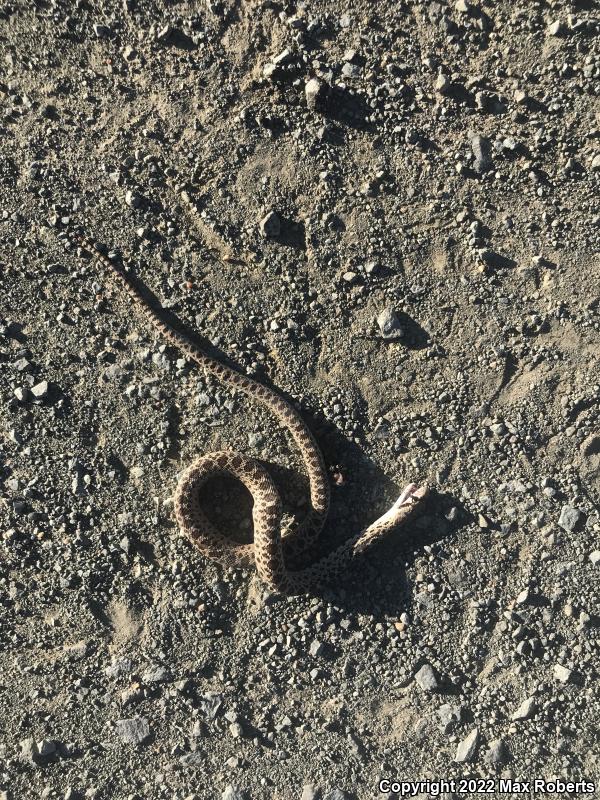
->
[72,235,428,594]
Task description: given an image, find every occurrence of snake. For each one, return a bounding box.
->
[69,234,429,594]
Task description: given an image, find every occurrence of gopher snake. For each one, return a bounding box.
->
[70,234,428,594]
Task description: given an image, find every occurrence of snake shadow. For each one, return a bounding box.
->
[289,420,464,618]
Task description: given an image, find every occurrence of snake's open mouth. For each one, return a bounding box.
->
[396,483,428,507]
[369,483,429,530]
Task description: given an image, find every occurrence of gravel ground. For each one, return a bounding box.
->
[1,1,599,798]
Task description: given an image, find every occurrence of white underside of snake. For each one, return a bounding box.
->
[70,235,429,594]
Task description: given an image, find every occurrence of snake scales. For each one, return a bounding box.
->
[71,234,428,594]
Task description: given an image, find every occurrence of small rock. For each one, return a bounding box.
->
[19,738,39,763]
[105,657,133,678]
[199,692,223,719]
[259,211,280,239]
[515,588,530,605]
[222,787,245,800]
[13,387,29,403]
[455,728,479,763]
[301,786,320,800]
[589,550,600,565]
[471,134,493,173]
[125,190,142,208]
[305,77,327,111]
[37,740,56,757]
[547,20,565,36]
[309,639,324,658]
[142,665,171,684]
[180,752,205,767]
[554,663,573,684]
[93,23,111,38]
[376,308,404,340]
[30,381,49,401]
[115,717,150,745]
[229,722,243,738]
[511,696,536,721]
[13,357,33,372]
[485,738,510,764]
[415,663,438,692]
[341,63,359,78]
[558,505,582,532]
[514,89,529,106]
[437,703,462,733]
[156,24,173,42]
[435,73,451,95]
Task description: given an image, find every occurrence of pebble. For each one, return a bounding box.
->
[514,89,529,105]
[222,787,245,800]
[309,639,324,657]
[30,380,49,401]
[301,786,319,800]
[199,693,223,720]
[259,211,280,239]
[515,588,530,605]
[93,23,111,38]
[305,78,327,111]
[180,752,205,767]
[437,703,462,733]
[115,717,150,745]
[455,728,479,763]
[471,134,493,173]
[435,73,451,95]
[414,663,438,691]
[485,738,510,765]
[37,739,56,757]
[13,356,33,372]
[125,190,142,208]
[547,20,565,36]
[376,308,404,340]
[511,696,536,720]
[558,505,581,532]
[19,738,39,763]
[14,386,29,402]
[553,664,573,684]
[142,665,171,684]
[589,551,600,566]
[105,657,133,678]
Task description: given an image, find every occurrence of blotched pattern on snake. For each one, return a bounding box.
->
[70,235,428,594]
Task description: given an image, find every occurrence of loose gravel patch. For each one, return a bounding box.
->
[1,0,599,798]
